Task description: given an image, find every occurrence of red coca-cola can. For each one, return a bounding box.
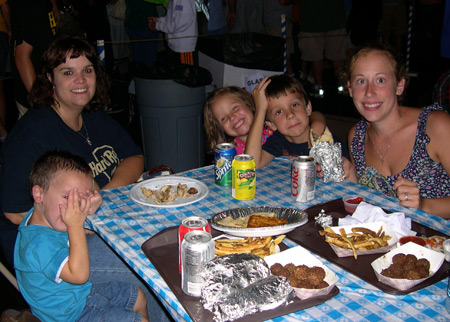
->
[291,156,315,202]
[178,216,211,273]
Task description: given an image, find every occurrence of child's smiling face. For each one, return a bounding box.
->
[211,94,254,142]
[267,91,312,144]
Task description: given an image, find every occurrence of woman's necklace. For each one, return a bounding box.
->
[54,107,92,146]
[369,111,402,165]
[78,122,92,146]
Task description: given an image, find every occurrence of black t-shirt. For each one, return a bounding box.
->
[10,0,56,107]
[262,130,350,160]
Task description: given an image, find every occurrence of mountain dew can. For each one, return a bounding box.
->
[232,154,256,200]
[214,143,236,186]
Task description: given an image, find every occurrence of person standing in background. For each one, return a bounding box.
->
[9,0,58,118]
[148,0,198,65]
[0,0,11,140]
[298,0,348,98]
[125,0,159,70]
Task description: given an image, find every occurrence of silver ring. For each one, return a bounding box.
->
[404,193,408,201]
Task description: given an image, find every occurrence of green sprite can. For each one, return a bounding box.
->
[214,143,236,186]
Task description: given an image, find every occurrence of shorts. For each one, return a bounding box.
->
[76,281,142,322]
[299,28,348,62]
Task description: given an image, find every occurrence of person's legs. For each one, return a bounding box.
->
[77,281,145,322]
[86,233,173,321]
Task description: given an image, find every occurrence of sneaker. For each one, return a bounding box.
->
[309,85,325,99]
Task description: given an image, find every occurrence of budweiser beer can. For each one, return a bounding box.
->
[181,230,215,297]
[291,156,315,202]
[178,216,211,273]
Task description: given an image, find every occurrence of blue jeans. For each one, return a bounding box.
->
[77,281,142,322]
[86,233,173,322]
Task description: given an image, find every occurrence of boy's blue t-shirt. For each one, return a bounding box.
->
[262,130,350,159]
[14,209,92,322]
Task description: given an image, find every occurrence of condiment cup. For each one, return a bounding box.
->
[399,236,426,247]
[342,195,364,214]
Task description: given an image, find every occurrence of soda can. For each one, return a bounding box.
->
[232,154,256,200]
[214,143,236,186]
[178,216,211,273]
[291,156,315,202]
[181,230,215,297]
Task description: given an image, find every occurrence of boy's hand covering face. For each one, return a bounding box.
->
[60,188,90,229]
[86,189,102,215]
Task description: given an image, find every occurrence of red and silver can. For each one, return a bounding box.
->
[181,230,215,297]
[291,156,315,202]
[178,216,211,273]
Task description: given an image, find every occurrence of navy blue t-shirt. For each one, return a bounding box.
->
[262,130,350,160]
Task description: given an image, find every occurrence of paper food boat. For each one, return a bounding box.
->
[371,242,445,291]
[326,222,399,258]
[265,246,338,300]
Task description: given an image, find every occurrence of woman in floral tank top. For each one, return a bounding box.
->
[346,45,450,219]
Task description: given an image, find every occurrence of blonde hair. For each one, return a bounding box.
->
[203,86,255,153]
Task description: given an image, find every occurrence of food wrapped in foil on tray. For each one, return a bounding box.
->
[201,253,294,322]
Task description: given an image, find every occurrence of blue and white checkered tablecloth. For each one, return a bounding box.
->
[86,157,450,322]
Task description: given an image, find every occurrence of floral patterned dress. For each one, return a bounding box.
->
[351,104,450,198]
[233,126,274,155]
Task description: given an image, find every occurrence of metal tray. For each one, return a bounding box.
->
[286,198,450,295]
[141,226,339,322]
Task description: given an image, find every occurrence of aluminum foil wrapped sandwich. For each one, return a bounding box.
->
[201,253,293,321]
[309,127,345,183]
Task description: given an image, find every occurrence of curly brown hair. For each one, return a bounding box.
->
[203,86,255,153]
[28,35,110,110]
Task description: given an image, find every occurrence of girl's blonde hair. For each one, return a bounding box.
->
[203,86,255,153]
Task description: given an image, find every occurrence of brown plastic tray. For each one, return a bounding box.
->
[142,226,339,322]
[286,198,450,295]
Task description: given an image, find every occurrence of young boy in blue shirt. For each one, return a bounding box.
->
[14,150,149,322]
[245,74,350,169]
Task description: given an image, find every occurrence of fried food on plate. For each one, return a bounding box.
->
[214,235,285,258]
[247,215,288,228]
[319,226,391,260]
[217,212,288,228]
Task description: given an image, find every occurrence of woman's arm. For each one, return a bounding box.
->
[405,110,450,218]
[102,155,144,190]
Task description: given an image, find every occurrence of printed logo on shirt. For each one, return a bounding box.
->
[175,5,184,11]
[89,145,120,183]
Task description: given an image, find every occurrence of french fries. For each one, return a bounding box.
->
[319,226,391,260]
[214,235,286,258]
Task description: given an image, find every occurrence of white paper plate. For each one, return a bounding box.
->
[326,222,399,257]
[210,206,308,237]
[129,176,208,208]
[265,246,339,300]
[371,242,445,291]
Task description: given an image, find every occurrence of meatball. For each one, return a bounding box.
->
[405,270,421,280]
[416,265,429,279]
[388,263,404,278]
[405,254,418,265]
[294,265,309,280]
[297,279,313,289]
[392,253,407,266]
[316,280,330,289]
[287,276,300,288]
[310,266,326,280]
[415,258,430,270]
[285,263,296,275]
[270,263,284,275]
[277,267,291,279]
